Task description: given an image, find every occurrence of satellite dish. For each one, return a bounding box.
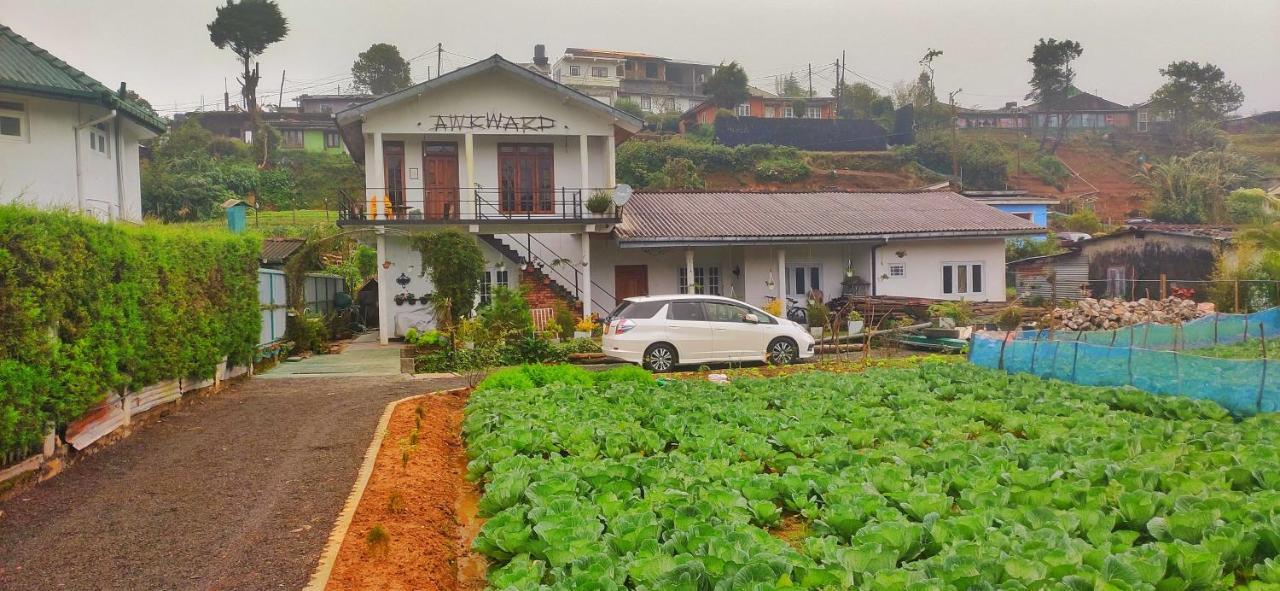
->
[613,183,633,207]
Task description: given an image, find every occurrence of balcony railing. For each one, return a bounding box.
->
[337,187,618,224]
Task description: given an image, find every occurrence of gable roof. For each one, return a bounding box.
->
[614,190,1042,246]
[334,54,643,161]
[1030,89,1130,113]
[0,24,166,133]
[260,238,308,266]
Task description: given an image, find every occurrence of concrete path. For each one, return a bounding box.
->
[261,332,403,378]
[0,338,465,591]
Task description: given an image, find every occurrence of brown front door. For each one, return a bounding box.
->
[423,142,459,220]
[615,265,649,301]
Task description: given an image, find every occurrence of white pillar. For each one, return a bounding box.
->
[376,228,390,344]
[463,132,476,219]
[685,248,696,294]
[776,248,787,302]
[371,132,385,220]
[606,134,616,187]
[580,233,593,317]
[579,134,590,213]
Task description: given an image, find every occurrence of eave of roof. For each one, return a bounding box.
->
[0,24,166,133]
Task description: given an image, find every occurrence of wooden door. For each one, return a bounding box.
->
[498,143,555,214]
[423,142,459,219]
[383,141,405,217]
[615,265,649,301]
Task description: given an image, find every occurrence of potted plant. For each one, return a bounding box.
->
[573,317,596,340]
[925,300,975,339]
[806,299,829,338]
[586,191,613,215]
[456,317,481,349]
[846,309,864,336]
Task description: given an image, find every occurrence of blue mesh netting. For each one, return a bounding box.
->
[1013,307,1280,351]
[970,332,1280,415]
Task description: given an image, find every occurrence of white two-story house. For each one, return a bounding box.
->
[0,24,167,222]
[334,54,644,343]
[333,54,1040,344]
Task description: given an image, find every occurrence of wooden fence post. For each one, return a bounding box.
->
[1159,273,1167,300]
[1235,279,1241,313]
[998,330,1011,370]
[1127,326,1135,387]
[1070,330,1084,382]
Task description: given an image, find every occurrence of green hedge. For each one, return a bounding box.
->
[0,206,260,455]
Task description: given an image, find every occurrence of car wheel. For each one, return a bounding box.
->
[643,343,677,372]
[767,338,798,366]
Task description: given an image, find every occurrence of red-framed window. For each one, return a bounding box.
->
[497,143,555,214]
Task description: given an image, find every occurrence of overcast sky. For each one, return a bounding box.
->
[3,0,1277,116]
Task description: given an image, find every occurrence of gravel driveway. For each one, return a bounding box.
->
[0,372,467,591]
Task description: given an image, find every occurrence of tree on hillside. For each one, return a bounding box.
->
[917,48,943,109]
[351,43,413,95]
[833,82,892,119]
[704,62,749,109]
[1141,150,1262,223]
[1149,61,1244,134]
[1026,38,1083,153]
[208,0,289,114]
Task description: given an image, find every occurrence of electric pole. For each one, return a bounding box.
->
[807,63,813,98]
[277,70,285,111]
[834,60,841,118]
[949,88,963,179]
[437,43,443,79]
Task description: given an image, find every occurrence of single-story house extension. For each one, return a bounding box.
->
[960,190,1059,227]
[596,189,1041,311]
[329,53,1040,342]
[1009,225,1231,302]
[0,24,167,221]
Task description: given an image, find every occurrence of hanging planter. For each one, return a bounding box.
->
[394,293,407,306]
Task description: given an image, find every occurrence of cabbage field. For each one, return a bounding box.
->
[463,363,1280,590]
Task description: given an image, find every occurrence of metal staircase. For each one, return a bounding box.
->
[477,233,617,314]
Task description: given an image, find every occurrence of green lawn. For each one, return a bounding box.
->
[177,209,338,237]
[464,361,1280,589]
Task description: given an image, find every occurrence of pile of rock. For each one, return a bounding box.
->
[1048,297,1206,331]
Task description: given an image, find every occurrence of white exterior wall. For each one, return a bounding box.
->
[873,238,1007,302]
[379,233,513,336]
[0,93,150,222]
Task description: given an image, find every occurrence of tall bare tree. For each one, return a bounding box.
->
[208,0,289,114]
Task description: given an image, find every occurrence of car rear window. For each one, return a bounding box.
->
[610,300,665,320]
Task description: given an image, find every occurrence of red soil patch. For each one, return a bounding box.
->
[324,388,485,591]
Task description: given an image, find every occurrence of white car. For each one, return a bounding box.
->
[602,294,816,372]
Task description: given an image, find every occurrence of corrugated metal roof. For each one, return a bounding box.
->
[615,190,1043,245]
[261,238,307,265]
[0,24,166,132]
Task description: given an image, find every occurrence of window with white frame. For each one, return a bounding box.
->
[569,65,581,77]
[324,131,341,148]
[941,262,984,295]
[784,105,795,118]
[1137,110,1150,132]
[888,262,905,277]
[764,105,776,118]
[785,264,822,299]
[479,269,510,306]
[0,99,26,139]
[678,266,721,295]
[806,106,822,118]
[88,122,109,156]
[591,66,608,78]
[736,103,751,117]
[640,95,652,111]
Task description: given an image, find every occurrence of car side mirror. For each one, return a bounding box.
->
[742,313,759,324]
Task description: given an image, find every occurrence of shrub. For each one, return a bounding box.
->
[806,300,829,328]
[615,139,804,188]
[1024,154,1071,190]
[1227,188,1273,225]
[552,303,575,340]
[585,191,612,214]
[0,205,259,456]
[754,158,811,183]
[927,300,974,326]
[994,305,1025,330]
[1057,209,1104,234]
[960,140,1010,190]
[410,228,486,325]
[477,286,534,339]
[645,157,705,190]
[556,338,602,355]
[498,334,566,365]
[287,312,330,354]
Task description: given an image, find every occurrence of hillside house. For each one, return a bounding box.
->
[0,24,166,221]
[175,110,347,154]
[678,87,837,131]
[956,89,1169,133]
[1009,225,1230,302]
[960,190,1059,227]
[553,48,716,114]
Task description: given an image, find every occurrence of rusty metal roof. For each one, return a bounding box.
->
[261,238,307,265]
[615,190,1043,246]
